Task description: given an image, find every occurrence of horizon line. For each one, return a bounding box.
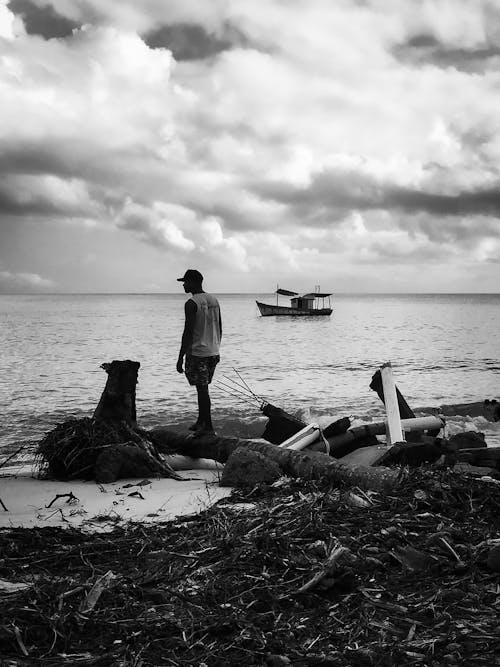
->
[1,291,499,296]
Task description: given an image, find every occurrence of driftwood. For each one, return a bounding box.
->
[150,429,401,492]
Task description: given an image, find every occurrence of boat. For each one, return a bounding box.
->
[256,287,333,317]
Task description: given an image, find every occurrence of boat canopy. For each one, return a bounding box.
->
[301,292,332,298]
[276,288,299,296]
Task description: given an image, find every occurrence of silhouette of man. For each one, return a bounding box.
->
[176,269,222,435]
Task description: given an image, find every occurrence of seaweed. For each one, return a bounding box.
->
[35,418,131,480]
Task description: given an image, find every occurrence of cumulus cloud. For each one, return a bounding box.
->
[118,199,195,251]
[1,0,500,291]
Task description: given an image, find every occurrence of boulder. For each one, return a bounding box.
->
[448,431,486,451]
[95,442,167,484]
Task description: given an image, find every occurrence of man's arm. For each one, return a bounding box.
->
[177,300,197,373]
[219,310,222,340]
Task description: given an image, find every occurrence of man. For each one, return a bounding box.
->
[176,269,222,435]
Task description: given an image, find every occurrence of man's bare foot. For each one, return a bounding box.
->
[196,427,216,436]
[189,421,203,431]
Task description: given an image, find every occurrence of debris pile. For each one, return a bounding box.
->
[1,468,499,665]
[36,417,133,479]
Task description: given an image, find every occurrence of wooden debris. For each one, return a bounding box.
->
[0,468,498,665]
[152,429,401,492]
[79,570,116,616]
[296,542,349,593]
[46,492,79,508]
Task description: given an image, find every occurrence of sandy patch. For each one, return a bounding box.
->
[0,463,231,531]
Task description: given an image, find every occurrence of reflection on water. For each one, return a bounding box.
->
[0,293,499,450]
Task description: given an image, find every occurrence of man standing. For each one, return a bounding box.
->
[176,269,222,435]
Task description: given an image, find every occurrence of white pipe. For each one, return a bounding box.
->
[279,424,321,450]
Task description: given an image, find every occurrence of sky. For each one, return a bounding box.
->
[1,0,499,293]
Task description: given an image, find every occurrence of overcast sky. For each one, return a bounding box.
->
[1,0,499,293]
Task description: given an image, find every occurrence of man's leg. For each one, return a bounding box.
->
[196,384,213,432]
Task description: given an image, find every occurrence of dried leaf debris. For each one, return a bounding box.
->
[1,468,499,666]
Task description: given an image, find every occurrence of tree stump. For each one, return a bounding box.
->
[93,360,140,425]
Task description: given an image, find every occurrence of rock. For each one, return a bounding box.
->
[486,545,500,572]
[94,442,166,483]
[438,400,499,421]
[376,440,443,466]
[448,431,486,450]
[453,463,497,477]
[220,448,282,488]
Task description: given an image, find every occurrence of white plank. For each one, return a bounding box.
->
[381,361,404,445]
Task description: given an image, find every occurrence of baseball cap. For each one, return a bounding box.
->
[177,269,203,282]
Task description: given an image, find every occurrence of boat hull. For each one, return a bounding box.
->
[256,301,332,317]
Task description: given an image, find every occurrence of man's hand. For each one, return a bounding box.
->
[176,358,184,374]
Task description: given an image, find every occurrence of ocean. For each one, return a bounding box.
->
[1,293,499,461]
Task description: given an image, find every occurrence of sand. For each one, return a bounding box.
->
[0,458,231,532]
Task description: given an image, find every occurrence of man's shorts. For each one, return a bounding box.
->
[185,355,220,386]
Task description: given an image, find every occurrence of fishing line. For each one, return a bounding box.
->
[220,375,254,395]
[232,367,264,402]
[213,383,258,407]
[216,378,258,401]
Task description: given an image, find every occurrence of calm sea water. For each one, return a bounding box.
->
[1,293,499,458]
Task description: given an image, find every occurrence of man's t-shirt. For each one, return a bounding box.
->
[189,292,221,357]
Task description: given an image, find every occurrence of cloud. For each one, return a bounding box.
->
[1,0,500,292]
[9,0,230,34]
[8,0,77,38]
[144,22,249,61]
[393,34,500,74]
[0,269,54,292]
[0,174,103,217]
[118,199,195,251]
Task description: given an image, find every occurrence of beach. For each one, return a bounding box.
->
[0,462,228,532]
[0,292,499,663]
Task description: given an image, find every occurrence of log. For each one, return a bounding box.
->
[149,428,401,492]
